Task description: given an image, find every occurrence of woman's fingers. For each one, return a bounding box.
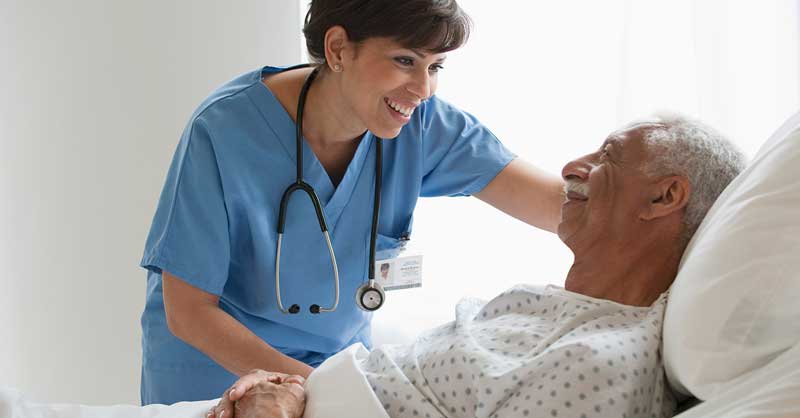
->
[282,375,306,387]
[228,370,288,401]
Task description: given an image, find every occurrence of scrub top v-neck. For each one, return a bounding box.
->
[139,65,515,405]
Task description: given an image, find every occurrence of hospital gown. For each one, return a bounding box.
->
[360,285,675,418]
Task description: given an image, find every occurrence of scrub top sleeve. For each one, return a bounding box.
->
[419,96,516,198]
[140,117,231,296]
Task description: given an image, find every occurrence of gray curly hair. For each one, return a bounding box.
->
[629,113,747,242]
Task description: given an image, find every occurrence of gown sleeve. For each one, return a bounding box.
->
[419,96,516,197]
[140,116,231,295]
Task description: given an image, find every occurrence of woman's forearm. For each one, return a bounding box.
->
[475,158,565,233]
[172,303,314,378]
[162,271,314,378]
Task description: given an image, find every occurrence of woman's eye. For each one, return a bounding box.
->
[395,57,413,66]
[429,64,444,73]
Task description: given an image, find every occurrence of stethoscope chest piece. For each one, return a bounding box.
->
[356,280,385,311]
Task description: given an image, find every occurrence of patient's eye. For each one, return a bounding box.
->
[600,144,612,159]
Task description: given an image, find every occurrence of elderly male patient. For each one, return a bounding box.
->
[210,115,745,418]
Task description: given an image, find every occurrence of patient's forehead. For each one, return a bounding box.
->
[606,121,666,142]
[601,123,664,166]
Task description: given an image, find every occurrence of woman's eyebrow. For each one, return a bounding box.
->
[409,48,427,59]
[408,48,447,63]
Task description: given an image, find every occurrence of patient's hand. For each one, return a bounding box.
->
[234,379,305,418]
[208,370,306,418]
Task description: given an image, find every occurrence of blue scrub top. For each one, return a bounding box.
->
[139,65,515,405]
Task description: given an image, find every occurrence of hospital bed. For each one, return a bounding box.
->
[3,111,800,417]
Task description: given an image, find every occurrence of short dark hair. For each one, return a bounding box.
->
[303,0,472,64]
[380,263,390,271]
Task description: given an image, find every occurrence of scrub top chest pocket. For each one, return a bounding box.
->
[374,232,423,291]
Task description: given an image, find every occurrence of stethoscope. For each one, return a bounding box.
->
[275,65,386,314]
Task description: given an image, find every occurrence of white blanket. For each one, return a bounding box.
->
[0,345,385,418]
[0,390,216,418]
[303,344,390,418]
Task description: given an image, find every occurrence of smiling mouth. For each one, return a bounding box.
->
[566,191,588,202]
[384,98,414,118]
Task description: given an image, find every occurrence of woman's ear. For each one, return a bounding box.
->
[323,25,350,72]
[641,175,691,221]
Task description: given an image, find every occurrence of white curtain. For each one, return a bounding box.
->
[374,0,800,339]
[617,0,800,153]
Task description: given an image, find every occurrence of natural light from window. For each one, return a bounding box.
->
[341,0,800,340]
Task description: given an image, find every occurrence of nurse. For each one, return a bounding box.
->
[139,0,563,405]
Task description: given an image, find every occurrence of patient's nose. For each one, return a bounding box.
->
[562,158,590,182]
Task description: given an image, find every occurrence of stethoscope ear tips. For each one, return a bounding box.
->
[289,304,301,314]
[310,304,321,314]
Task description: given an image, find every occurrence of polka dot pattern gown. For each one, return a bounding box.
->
[361,285,675,418]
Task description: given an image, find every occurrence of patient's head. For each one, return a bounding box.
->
[559,114,746,306]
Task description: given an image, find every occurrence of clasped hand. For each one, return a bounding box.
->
[207,370,306,418]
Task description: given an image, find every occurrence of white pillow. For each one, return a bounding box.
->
[672,341,800,418]
[663,111,800,400]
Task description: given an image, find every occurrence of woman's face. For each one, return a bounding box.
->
[337,37,447,139]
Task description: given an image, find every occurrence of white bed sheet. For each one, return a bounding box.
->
[0,390,215,418]
[674,342,800,418]
[0,344,385,418]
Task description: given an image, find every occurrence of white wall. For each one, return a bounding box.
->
[0,0,301,405]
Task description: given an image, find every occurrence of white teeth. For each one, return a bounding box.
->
[386,99,412,117]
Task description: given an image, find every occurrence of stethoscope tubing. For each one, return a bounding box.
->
[274,65,382,314]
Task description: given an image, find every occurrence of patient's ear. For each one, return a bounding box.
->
[641,175,691,221]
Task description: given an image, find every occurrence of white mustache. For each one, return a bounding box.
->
[563,180,590,198]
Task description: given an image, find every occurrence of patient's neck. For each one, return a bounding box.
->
[564,237,682,307]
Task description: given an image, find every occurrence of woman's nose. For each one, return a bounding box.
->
[407,70,432,101]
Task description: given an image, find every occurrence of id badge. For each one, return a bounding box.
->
[373,235,423,291]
